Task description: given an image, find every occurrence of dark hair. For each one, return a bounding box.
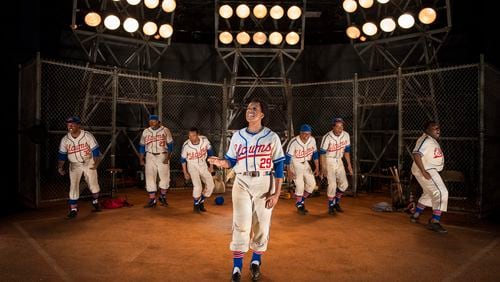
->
[249,97,269,126]
[189,127,199,134]
[423,121,438,132]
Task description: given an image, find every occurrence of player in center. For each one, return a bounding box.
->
[208,97,285,282]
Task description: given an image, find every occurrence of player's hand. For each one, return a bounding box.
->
[89,165,97,170]
[208,157,222,167]
[265,193,280,209]
[320,170,327,179]
[287,170,296,180]
[163,158,169,164]
[422,170,431,180]
[208,166,214,173]
[313,168,319,177]
[140,159,145,166]
[183,172,191,180]
[347,165,353,175]
[57,167,66,176]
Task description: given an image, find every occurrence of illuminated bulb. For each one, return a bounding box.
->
[219,32,233,44]
[346,26,361,39]
[159,24,173,38]
[377,0,390,4]
[219,4,233,19]
[253,32,267,45]
[104,15,120,30]
[236,32,250,45]
[398,13,415,29]
[143,21,158,36]
[144,0,159,9]
[360,35,367,41]
[418,8,437,24]
[287,6,301,20]
[84,12,101,27]
[343,0,357,13]
[123,17,139,33]
[269,32,283,45]
[126,0,141,5]
[359,0,374,9]
[285,32,300,45]
[253,4,267,19]
[362,22,378,36]
[236,4,250,19]
[270,5,284,19]
[162,0,176,13]
[380,17,396,32]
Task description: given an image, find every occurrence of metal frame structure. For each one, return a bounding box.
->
[215,0,306,149]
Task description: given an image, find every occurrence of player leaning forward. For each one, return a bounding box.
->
[57,116,102,219]
[209,98,285,282]
[410,121,448,233]
[181,127,215,213]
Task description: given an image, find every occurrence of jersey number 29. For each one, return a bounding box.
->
[259,158,272,169]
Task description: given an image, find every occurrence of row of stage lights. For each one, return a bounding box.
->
[218,3,303,46]
[342,0,437,40]
[82,0,176,39]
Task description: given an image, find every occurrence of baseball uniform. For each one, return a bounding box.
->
[320,130,351,196]
[181,135,215,200]
[285,134,319,197]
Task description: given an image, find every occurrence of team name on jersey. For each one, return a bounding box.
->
[235,143,272,157]
[294,147,315,158]
[67,144,91,155]
[144,135,165,145]
[433,148,443,158]
[187,147,208,160]
[328,140,348,152]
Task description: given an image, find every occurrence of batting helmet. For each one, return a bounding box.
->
[215,196,224,205]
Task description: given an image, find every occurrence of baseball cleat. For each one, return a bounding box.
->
[193,204,201,213]
[199,203,207,212]
[231,270,241,282]
[159,196,168,206]
[328,205,336,215]
[250,263,261,281]
[66,209,78,219]
[92,202,102,212]
[409,214,419,223]
[427,220,448,234]
[297,205,308,215]
[333,203,344,212]
[143,199,157,208]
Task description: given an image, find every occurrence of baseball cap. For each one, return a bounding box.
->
[65,116,81,124]
[149,114,159,121]
[332,117,344,124]
[299,124,312,132]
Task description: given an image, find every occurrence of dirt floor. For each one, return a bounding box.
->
[1,186,500,282]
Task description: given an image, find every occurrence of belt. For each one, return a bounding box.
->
[240,171,272,177]
[149,152,167,155]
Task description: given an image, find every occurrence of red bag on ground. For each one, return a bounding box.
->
[101,198,132,209]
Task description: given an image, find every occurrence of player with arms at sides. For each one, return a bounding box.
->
[208,98,285,282]
[319,117,353,215]
[285,124,319,215]
[410,121,448,234]
[138,115,173,208]
[181,127,215,213]
[57,116,102,219]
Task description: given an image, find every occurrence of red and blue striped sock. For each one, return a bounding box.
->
[251,251,263,265]
[233,251,244,271]
[432,210,442,222]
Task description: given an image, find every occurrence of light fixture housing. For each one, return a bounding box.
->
[253,4,267,19]
[269,32,283,45]
[159,24,173,38]
[236,31,250,45]
[398,13,415,29]
[359,0,374,9]
[343,0,358,13]
[104,15,120,30]
[380,17,396,32]
[162,0,176,13]
[236,4,250,19]
[362,22,378,36]
[418,7,437,24]
[287,6,301,20]
[219,31,233,44]
[346,26,361,39]
[285,31,300,45]
[253,32,267,45]
[219,4,233,19]
[270,5,284,19]
[143,21,158,36]
[144,0,160,9]
[84,12,101,27]
[123,17,139,33]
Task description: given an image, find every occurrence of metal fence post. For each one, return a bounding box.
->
[397,67,403,172]
[35,52,42,208]
[111,67,118,169]
[157,72,163,119]
[221,78,228,157]
[478,55,485,217]
[353,73,358,196]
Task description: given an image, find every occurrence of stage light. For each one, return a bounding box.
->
[144,0,159,9]
[219,4,233,19]
[253,4,267,19]
[269,32,283,45]
[236,31,251,45]
[123,17,139,33]
[418,7,437,24]
[104,15,120,30]
[343,0,358,13]
[253,32,267,45]
[359,0,374,9]
[360,35,367,41]
[126,0,141,5]
[362,22,378,36]
[398,13,415,29]
[285,31,300,45]
[84,12,101,27]
[346,25,361,39]
[143,21,158,36]
[159,23,173,38]
[287,6,301,20]
[219,31,233,44]
[270,5,284,20]
[236,4,250,19]
[380,17,396,32]
[376,0,389,3]
[162,0,176,13]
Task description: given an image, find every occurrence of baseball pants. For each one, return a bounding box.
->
[145,153,170,192]
[413,168,448,212]
[187,163,214,198]
[291,161,316,196]
[230,174,275,253]
[325,158,348,197]
[69,159,100,200]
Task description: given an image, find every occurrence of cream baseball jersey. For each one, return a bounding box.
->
[58,130,100,163]
[320,131,351,158]
[225,127,285,175]
[140,126,173,154]
[285,135,318,164]
[181,136,214,165]
[412,133,444,171]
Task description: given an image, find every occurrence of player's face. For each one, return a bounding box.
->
[149,120,160,128]
[246,102,264,124]
[427,124,440,140]
[299,131,311,142]
[332,122,344,136]
[188,131,199,143]
[66,122,80,133]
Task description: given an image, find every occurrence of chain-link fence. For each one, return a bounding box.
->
[19,57,498,216]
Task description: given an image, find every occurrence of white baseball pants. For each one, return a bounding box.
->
[326,158,348,197]
[69,159,100,200]
[413,168,448,212]
[291,161,316,196]
[145,153,170,192]
[187,163,214,198]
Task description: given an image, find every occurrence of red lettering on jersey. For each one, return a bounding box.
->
[327,140,348,152]
[145,135,165,145]
[187,147,208,160]
[433,148,443,158]
[294,147,315,158]
[67,144,91,156]
[235,143,272,157]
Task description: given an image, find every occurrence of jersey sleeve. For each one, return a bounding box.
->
[271,133,285,162]
[344,133,351,153]
[319,134,329,154]
[181,141,188,159]
[224,133,238,161]
[413,135,428,156]
[58,137,68,160]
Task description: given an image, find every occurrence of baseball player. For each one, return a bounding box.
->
[320,117,353,215]
[57,116,102,219]
[181,127,215,213]
[285,124,319,215]
[410,121,448,233]
[138,115,173,208]
[208,98,285,282]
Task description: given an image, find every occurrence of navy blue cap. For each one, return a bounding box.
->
[149,115,159,121]
[299,124,312,132]
[332,117,344,124]
[65,116,81,124]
